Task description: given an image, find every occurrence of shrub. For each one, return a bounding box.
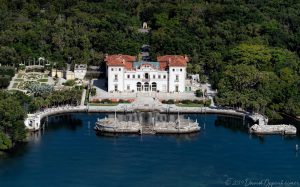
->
[193,100,203,104]
[63,80,76,86]
[181,100,192,104]
[101,99,112,103]
[204,100,211,107]
[119,99,130,103]
[195,89,203,97]
[163,99,175,104]
[0,67,15,78]
[0,75,11,88]
[90,88,96,96]
[74,85,83,90]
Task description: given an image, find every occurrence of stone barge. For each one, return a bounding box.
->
[94,116,200,135]
[94,117,140,133]
[249,124,297,135]
[153,118,200,134]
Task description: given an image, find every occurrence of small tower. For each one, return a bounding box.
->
[142,22,148,29]
[138,22,150,33]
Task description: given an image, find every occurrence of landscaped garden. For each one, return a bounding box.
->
[11,72,51,91]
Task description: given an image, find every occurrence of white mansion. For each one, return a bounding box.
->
[105,55,188,93]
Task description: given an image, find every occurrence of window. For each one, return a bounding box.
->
[127,85,130,90]
[153,75,156,79]
[152,82,157,91]
[133,75,135,78]
[144,82,149,91]
[163,75,166,79]
[111,68,114,71]
[114,85,118,91]
[175,75,179,81]
[119,68,121,71]
[137,82,141,91]
[180,69,182,72]
[158,75,161,79]
[138,75,140,79]
[127,74,130,79]
[173,69,175,72]
[114,74,118,81]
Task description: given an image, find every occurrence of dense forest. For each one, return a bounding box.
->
[0,0,300,147]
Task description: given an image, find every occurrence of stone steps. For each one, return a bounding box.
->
[141,125,155,134]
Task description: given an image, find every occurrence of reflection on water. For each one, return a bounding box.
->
[32,112,256,140]
[214,115,251,132]
[1,112,300,187]
[26,112,300,143]
[45,114,83,131]
[23,112,258,146]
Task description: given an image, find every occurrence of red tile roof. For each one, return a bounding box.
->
[157,55,188,67]
[105,54,136,69]
[106,54,188,70]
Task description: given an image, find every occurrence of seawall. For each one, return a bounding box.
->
[25,104,267,131]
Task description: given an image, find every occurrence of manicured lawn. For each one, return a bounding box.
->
[38,79,48,82]
[89,103,118,106]
[176,103,204,107]
[14,79,24,82]
[12,83,18,88]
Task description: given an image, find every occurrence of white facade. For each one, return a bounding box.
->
[107,63,186,93]
[108,66,125,92]
[74,64,87,80]
[168,67,186,92]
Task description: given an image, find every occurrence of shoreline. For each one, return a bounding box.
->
[281,113,300,122]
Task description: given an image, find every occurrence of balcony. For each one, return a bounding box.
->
[113,79,118,82]
[142,78,150,82]
[175,79,179,82]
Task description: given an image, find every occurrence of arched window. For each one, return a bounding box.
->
[137,82,142,91]
[144,82,149,91]
[152,82,157,91]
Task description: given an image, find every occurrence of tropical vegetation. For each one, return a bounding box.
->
[0,89,82,151]
[0,0,298,118]
[0,0,300,149]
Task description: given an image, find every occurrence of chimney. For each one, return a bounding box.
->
[122,59,125,64]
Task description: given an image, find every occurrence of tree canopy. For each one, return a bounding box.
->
[0,0,299,118]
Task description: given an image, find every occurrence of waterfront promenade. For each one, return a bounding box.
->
[24,99,269,131]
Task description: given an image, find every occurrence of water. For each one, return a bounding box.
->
[0,113,300,187]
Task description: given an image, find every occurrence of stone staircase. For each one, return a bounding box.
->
[141,125,155,134]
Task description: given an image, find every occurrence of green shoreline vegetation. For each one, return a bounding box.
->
[0,89,82,151]
[0,1,300,150]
